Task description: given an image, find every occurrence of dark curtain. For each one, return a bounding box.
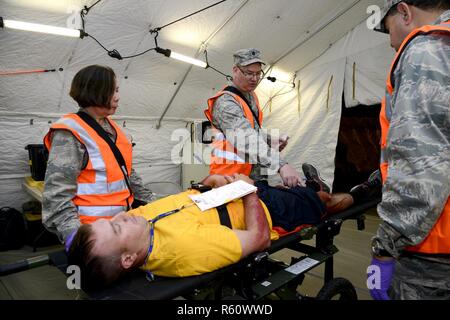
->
[333,102,381,193]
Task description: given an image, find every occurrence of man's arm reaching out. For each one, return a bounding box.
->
[231,175,271,257]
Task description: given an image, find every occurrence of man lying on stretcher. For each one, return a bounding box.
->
[68,164,381,290]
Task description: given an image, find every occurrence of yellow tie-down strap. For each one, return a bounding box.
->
[25,176,44,192]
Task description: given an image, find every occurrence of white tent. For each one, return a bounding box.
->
[0,0,393,209]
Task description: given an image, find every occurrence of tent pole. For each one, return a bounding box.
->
[267,0,362,70]
[156,65,193,129]
[155,0,250,129]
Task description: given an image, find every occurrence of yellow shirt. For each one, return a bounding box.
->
[128,190,278,277]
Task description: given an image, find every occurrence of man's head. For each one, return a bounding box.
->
[232,48,266,92]
[67,212,150,290]
[374,0,450,51]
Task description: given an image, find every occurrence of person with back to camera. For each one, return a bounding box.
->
[368,0,450,300]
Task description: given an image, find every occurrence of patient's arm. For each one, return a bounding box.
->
[201,173,255,188]
[201,174,230,188]
[233,192,271,258]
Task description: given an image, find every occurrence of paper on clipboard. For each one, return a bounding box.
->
[189,180,257,211]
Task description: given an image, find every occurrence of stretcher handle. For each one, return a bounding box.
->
[0,254,50,276]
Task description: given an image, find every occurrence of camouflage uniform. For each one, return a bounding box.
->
[42,109,156,241]
[211,48,287,181]
[373,10,450,299]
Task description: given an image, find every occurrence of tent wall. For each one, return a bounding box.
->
[0,0,393,209]
[260,19,393,188]
[0,114,183,208]
[259,60,346,188]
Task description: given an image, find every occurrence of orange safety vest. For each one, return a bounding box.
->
[204,88,263,176]
[44,113,134,224]
[380,21,450,254]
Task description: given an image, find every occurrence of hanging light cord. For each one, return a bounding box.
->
[3,0,295,86]
[80,0,228,63]
[204,50,232,80]
[262,74,297,112]
[80,0,102,30]
[150,0,227,33]
[80,0,157,60]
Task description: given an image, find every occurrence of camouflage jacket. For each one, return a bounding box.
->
[375,11,450,261]
[211,84,287,180]
[42,110,156,241]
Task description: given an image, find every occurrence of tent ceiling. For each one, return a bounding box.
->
[1,0,384,121]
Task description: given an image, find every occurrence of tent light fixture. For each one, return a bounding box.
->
[0,17,85,38]
[156,47,207,68]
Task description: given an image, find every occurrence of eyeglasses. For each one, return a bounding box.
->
[237,66,264,80]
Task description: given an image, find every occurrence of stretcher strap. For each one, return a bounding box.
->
[217,204,231,228]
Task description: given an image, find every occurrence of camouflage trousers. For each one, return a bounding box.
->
[389,254,450,300]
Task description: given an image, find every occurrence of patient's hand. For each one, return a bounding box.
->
[202,174,230,188]
[226,173,255,185]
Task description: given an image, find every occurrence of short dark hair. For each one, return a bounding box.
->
[388,0,450,17]
[69,65,116,109]
[67,224,124,290]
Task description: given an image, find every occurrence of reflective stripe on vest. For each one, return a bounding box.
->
[78,205,126,217]
[212,149,246,163]
[205,88,263,176]
[77,175,128,194]
[44,113,134,223]
[380,21,450,254]
[53,116,129,195]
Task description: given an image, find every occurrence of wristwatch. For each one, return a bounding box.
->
[371,238,392,257]
[190,183,212,193]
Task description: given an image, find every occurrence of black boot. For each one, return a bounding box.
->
[349,170,382,203]
[302,163,331,193]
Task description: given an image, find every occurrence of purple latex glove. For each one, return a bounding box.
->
[367,257,395,300]
[65,231,77,253]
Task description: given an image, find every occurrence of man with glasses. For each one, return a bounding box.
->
[368,0,449,300]
[205,48,317,189]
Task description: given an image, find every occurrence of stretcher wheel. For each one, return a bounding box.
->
[316,277,357,300]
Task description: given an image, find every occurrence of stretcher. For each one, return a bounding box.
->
[0,196,380,300]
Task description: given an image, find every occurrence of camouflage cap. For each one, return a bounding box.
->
[233,48,266,66]
[374,0,402,33]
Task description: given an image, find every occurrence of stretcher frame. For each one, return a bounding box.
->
[0,196,380,300]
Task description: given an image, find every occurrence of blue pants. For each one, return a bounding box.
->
[255,181,325,231]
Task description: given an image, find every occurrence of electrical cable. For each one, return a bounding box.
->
[208,65,232,80]
[120,47,156,59]
[80,0,102,30]
[150,0,228,33]
[79,0,229,61]
[266,76,295,87]
[70,0,266,81]
[81,8,156,60]
[77,0,233,78]
[262,74,297,112]
[262,87,296,112]
[204,50,231,80]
